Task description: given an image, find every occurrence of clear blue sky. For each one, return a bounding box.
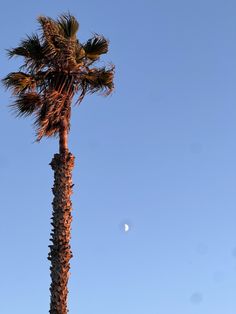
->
[0,0,236,313]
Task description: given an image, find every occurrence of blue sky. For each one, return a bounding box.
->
[1,0,236,313]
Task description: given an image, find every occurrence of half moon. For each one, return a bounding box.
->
[124,223,129,232]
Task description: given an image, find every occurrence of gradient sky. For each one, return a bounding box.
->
[1,0,236,313]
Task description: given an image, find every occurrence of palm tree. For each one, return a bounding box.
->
[3,13,114,314]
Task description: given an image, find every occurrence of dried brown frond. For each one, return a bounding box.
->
[11,92,42,117]
[35,91,71,140]
[83,65,114,94]
[3,72,36,94]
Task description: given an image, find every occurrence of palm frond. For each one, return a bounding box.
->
[83,66,114,94]
[38,15,78,67]
[3,72,36,94]
[38,16,60,39]
[7,34,45,71]
[38,16,63,60]
[83,35,109,60]
[11,92,42,117]
[57,13,79,39]
[76,65,114,104]
[7,46,29,59]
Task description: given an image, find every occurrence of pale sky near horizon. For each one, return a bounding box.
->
[1,1,236,313]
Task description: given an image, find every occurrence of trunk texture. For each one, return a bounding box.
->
[59,120,68,154]
[48,150,75,314]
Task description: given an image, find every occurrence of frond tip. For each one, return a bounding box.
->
[87,66,115,94]
[83,35,109,60]
[78,65,115,103]
[3,72,36,94]
[7,34,42,58]
[11,92,42,117]
[57,13,79,38]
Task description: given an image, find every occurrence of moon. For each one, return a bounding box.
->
[124,223,129,232]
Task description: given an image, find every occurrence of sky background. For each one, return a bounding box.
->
[1,0,236,313]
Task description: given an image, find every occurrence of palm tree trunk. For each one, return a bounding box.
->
[59,119,68,154]
[48,150,75,314]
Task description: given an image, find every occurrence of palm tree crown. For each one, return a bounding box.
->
[3,13,114,144]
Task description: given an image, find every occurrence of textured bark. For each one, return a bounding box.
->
[59,118,69,154]
[48,150,75,314]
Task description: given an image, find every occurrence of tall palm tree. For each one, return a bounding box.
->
[3,13,114,314]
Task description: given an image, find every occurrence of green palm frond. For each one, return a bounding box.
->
[3,72,36,94]
[11,92,42,117]
[57,13,79,39]
[83,35,109,60]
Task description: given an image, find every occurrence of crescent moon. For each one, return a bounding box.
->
[124,224,129,232]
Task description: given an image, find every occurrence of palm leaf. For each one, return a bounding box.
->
[7,34,44,71]
[38,16,60,40]
[38,16,63,60]
[83,35,109,60]
[3,72,36,94]
[84,66,114,94]
[11,92,42,117]
[77,65,114,104]
[57,13,79,39]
